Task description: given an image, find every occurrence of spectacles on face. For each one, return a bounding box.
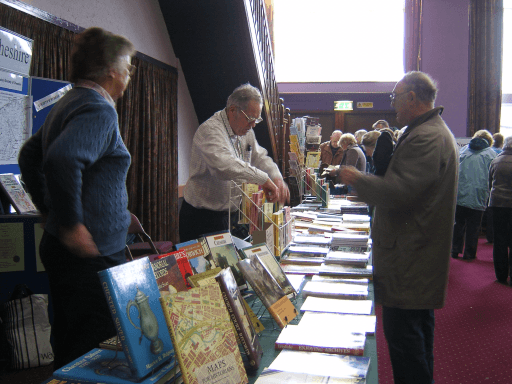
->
[390,90,409,103]
[239,108,263,125]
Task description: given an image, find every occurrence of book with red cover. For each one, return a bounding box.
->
[152,250,194,290]
[148,253,188,295]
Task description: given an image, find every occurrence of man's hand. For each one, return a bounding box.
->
[262,178,280,203]
[273,178,290,204]
[60,223,100,258]
[339,166,363,186]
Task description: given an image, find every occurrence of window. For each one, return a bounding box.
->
[501,0,512,137]
[273,0,405,83]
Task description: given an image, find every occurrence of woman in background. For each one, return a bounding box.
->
[18,27,135,368]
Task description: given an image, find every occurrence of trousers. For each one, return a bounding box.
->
[451,204,484,259]
[492,207,512,282]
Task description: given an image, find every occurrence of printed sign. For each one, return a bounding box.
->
[357,102,374,109]
[0,27,33,76]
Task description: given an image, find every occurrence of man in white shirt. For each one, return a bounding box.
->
[179,83,289,242]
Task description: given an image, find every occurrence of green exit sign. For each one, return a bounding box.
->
[334,101,353,111]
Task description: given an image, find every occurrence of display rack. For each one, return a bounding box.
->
[228,181,294,257]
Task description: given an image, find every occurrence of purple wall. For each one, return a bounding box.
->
[278,0,471,138]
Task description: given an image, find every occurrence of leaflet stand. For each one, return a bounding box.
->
[301,168,330,208]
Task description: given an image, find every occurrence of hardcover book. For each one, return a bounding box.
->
[53,348,179,384]
[280,254,325,266]
[186,267,222,288]
[238,255,297,328]
[254,368,366,384]
[302,281,369,300]
[241,243,296,298]
[175,239,213,274]
[216,268,263,369]
[159,284,248,384]
[268,350,370,380]
[0,173,38,214]
[300,297,373,315]
[97,257,175,380]
[286,245,329,257]
[274,324,366,356]
[205,231,246,289]
[148,253,188,295]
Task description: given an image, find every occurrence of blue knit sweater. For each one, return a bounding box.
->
[19,87,131,255]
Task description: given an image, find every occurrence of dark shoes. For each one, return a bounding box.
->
[451,253,459,259]
[462,255,476,261]
[496,279,509,286]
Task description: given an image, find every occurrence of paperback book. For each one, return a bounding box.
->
[53,348,179,384]
[302,281,369,300]
[205,231,246,289]
[216,267,263,369]
[97,257,175,380]
[286,245,329,257]
[324,251,370,268]
[280,264,321,276]
[274,324,366,356]
[238,255,297,328]
[148,253,188,295]
[280,254,325,266]
[159,283,248,384]
[319,264,373,279]
[300,297,373,315]
[268,350,370,380]
[240,243,296,298]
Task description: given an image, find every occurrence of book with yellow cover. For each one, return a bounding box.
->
[160,284,248,384]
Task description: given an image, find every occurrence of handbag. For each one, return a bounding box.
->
[1,284,54,369]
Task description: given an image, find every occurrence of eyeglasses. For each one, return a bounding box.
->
[390,90,409,102]
[239,108,263,125]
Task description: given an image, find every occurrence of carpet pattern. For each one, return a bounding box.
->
[376,238,512,383]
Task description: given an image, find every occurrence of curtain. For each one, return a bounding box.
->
[404,0,423,72]
[1,2,179,243]
[467,0,503,136]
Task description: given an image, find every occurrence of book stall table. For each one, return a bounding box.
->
[245,258,378,384]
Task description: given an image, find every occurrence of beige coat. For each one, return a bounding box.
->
[354,109,458,309]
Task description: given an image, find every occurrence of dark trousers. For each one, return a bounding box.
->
[451,205,484,259]
[40,231,126,369]
[492,207,512,282]
[485,207,494,242]
[179,199,232,243]
[383,307,435,384]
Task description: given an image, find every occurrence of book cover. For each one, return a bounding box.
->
[205,231,246,289]
[53,348,179,384]
[299,312,376,336]
[280,264,321,276]
[175,239,213,274]
[241,243,296,298]
[319,264,373,279]
[238,255,297,328]
[159,284,248,384]
[287,245,329,257]
[216,268,263,369]
[280,255,325,266]
[172,250,195,289]
[97,257,175,379]
[243,299,265,334]
[186,267,222,288]
[268,350,370,380]
[292,234,332,246]
[254,368,366,384]
[0,173,38,214]
[275,324,366,356]
[302,281,369,300]
[324,251,370,268]
[300,297,373,315]
[148,253,188,295]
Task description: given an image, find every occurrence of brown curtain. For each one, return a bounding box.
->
[467,0,503,136]
[404,0,423,72]
[1,2,179,243]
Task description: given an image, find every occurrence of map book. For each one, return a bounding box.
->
[299,312,376,336]
[300,297,373,315]
[240,243,296,298]
[216,267,263,369]
[302,281,369,300]
[319,264,373,279]
[238,255,297,328]
[159,283,248,384]
[148,253,188,296]
[187,267,222,288]
[52,348,179,384]
[274,324,366,356]
[97,257,175,380]
[268,350,370,380]
[254,368,366,384]
[175,239,213,275]
[0,173,38,214]
[205,231,247,289]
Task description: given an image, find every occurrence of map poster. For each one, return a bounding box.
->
[0,90,32,165]
[0,222,25,272]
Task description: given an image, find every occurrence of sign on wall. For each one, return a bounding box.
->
[334,100,353,111]
[0,26,33,77]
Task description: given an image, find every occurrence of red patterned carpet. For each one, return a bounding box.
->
[376,237,512,383]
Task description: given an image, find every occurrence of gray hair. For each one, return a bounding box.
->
[372,120,389,129]
[504,136,512,149]
[362,130,381,148]
[401,71,438,104]
[354,129,367,143]
[227,83,263,110]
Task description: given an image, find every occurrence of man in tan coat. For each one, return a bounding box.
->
[340,71,458,384]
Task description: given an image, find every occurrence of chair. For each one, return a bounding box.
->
[125,213,174,260]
